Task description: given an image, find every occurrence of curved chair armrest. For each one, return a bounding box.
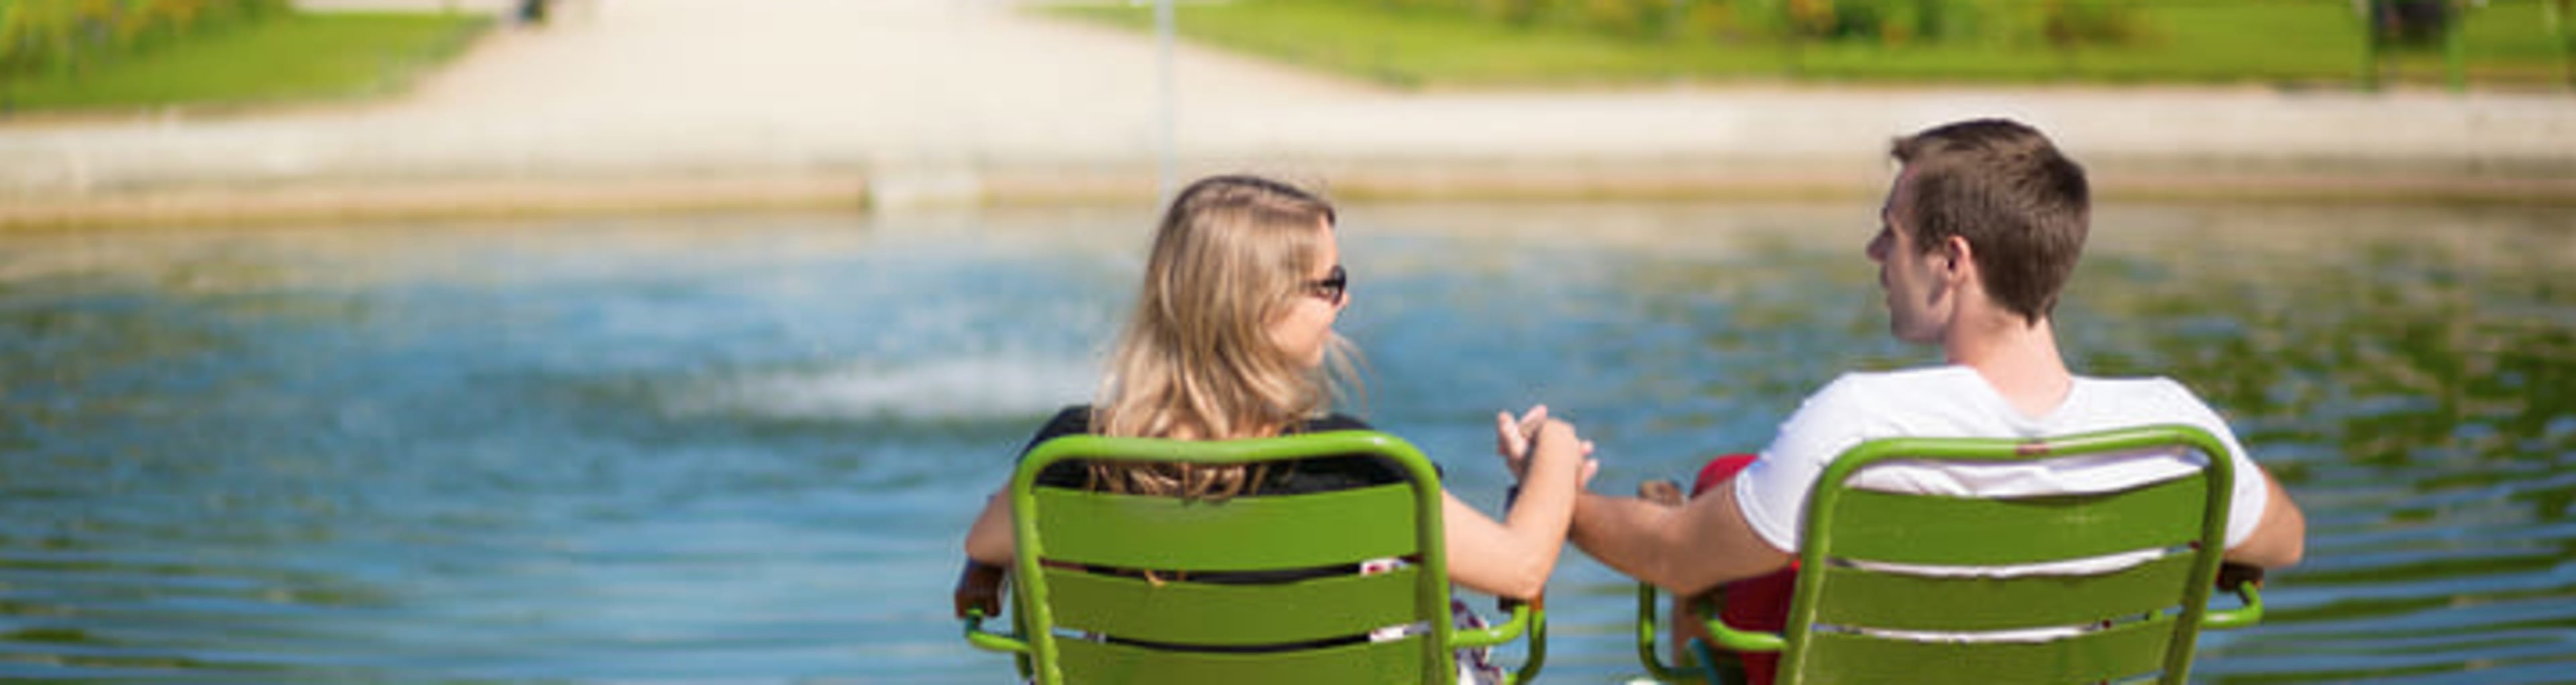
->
[2203,580,2265,630]
[1629,478,1747,682]
[1467,488,1552,682]
[961,608,1030,654]
[1455,594,1536,647]
[954,560,1029,654]
[953,560,1006,620]
[2203,562,2266,630]
[1505,596,1546,685]
[1454,596,1545,684]
[1635,583,1705,683]
[1703,604,1786,653]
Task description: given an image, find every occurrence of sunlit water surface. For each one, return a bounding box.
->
[4,201,2573,683]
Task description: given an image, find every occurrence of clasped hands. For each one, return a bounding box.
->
[1493,405,1600,491]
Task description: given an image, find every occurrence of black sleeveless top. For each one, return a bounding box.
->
[1018,405,1407,493]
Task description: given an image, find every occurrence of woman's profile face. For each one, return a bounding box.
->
[1269,218,1345,369]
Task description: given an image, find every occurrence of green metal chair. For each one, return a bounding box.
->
[960,430,1546,684]
[1636,424,2265,684]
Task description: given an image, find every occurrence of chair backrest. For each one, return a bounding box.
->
[1006,430,1459,685]
[1775,424,2239,685]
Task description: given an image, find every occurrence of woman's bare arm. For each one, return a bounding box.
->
[1443,419,1592,599]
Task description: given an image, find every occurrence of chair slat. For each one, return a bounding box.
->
[1032,484,1420,570]
[1632,427,2241,685]
[999,431,1538,685]
[1043,565,1424,646]
[1822,474,2208,566]
[1055,633,1430,685]
[1790,614,2180,685]
[1809,551,2199,632]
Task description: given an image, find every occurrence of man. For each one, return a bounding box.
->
[1562,118,2307,682]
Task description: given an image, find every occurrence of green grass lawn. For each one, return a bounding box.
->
[1,11,491,114]
[1049,1,2574,89]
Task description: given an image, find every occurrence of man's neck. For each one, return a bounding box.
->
[1945,314,2073,419]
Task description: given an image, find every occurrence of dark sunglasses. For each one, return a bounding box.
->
[1305,265,1348,304]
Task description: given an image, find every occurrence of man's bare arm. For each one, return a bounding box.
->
[1571,482,1790,595]
[2224,466,2306,569]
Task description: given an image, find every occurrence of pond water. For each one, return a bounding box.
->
[3,201,2573,683]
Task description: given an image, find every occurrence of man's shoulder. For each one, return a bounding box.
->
[2074,373,2190,394]
[2072,374,2218,414]
[1805,366,1986,410]
[1767,366,1988,460]
[1831,365,1980,386]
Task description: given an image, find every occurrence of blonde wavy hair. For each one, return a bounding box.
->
[1087,174,1360,500]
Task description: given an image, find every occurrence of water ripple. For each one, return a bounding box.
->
[5,204,2575,682]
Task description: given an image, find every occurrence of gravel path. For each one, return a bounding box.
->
[4,0,2570,225]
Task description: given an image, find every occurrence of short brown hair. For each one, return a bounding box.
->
[1890,119,2090,323]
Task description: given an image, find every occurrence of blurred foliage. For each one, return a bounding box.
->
[0,0,292,79]
[1348,0,2152,48]
[1,9,488,113]
[1055,0,2573,88]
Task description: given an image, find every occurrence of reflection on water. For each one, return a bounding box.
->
[2061,207,2576,684]
[2,203,2571,682]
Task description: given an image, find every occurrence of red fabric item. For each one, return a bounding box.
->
[1692,454,1796,685]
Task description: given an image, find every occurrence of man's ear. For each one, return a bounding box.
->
[1939,235,1974,281]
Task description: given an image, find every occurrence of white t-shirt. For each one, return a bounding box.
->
[1733,366,2269,555]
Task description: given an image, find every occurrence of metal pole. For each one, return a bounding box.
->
[2563,0,2575,91]
[2444,0,2467,93]
[1156,0,1177,203]
[2362,0,2381,91]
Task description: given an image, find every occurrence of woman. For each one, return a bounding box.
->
[959,174,1593,647]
